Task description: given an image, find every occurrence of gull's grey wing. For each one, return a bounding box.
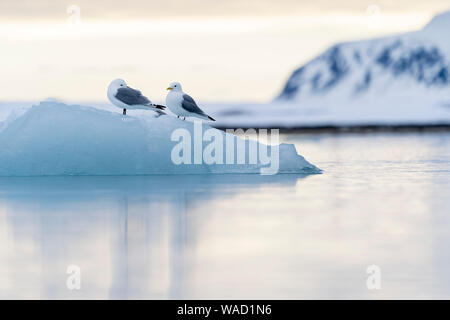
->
[115,86,151,105]
[181,94,206,115]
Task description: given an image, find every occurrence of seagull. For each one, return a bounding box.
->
[166,82,215,121]
[107,79,166,116]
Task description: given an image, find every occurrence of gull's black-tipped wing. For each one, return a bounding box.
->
[181,94,206,115]
[115,86,151,106]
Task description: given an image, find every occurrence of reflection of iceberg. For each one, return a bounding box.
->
[0,174,308,299]
[0,102,320,176]
[0,175,305,209]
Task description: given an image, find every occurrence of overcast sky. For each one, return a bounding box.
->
[0,1,449,102]
[1,0,449,20]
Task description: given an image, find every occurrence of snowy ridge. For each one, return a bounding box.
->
[423,10,450,34]
[0,101,320,176]
[277,11,450,103]
[278,40,449,101]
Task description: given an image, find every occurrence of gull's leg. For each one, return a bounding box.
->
[123,108,127,115]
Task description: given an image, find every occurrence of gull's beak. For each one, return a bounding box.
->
[167,87,172,90]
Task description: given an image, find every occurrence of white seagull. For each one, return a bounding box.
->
[166,82,215,121]
[107,79,166,116]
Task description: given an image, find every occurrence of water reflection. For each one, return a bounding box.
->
[0,175,306,299]
[0,133,449,299]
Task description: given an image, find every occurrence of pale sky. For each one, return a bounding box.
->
[0,0,449,102]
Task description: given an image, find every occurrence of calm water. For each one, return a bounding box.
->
[0,132,449,299]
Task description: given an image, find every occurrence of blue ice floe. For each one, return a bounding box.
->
[0,101,320,176]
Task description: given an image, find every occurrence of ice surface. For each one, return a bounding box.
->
[0,101,320,176]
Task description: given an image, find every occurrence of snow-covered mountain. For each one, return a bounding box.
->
[276,11,450,108]
[205,12,450,129]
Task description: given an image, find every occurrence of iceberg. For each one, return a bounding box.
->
[0,101,320,176]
